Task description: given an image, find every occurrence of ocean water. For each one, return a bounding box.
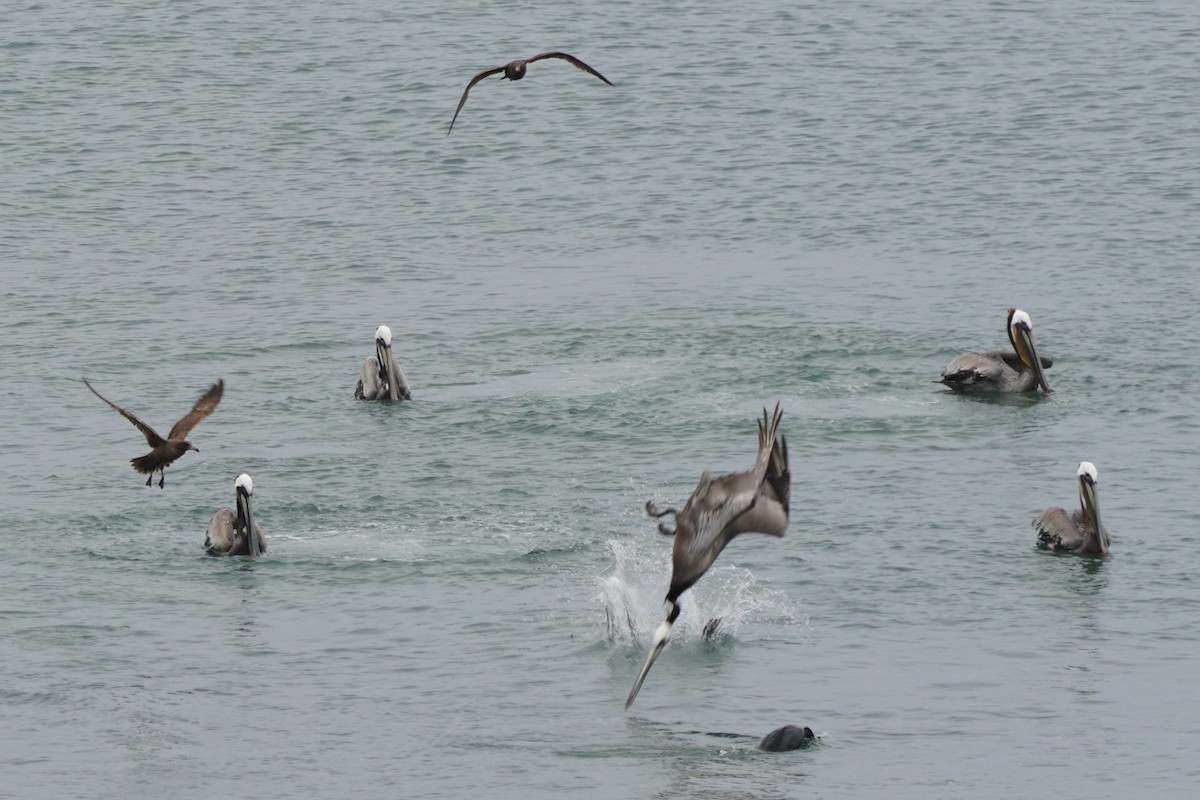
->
[3,1,1200,797]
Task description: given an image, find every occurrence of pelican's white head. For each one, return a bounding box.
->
[1006,308,1052,392]
[375,325,393,346]
[1077,461,1098,483]
[235,473,254,495]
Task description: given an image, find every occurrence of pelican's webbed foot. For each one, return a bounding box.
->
[645,500,678,519]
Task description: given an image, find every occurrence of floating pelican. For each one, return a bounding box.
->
[355,325,411,402]
[448,51,613,134]
[940,308,1053,393]
[1034,461,1110,555]
[759,725,816,752]
[83,377,224,488]
[626,404,790,709]
[205,474,266,557]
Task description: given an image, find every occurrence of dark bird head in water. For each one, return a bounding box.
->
[758,725,816,752]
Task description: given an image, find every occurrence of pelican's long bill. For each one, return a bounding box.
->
[236,473,262,558]
[1078,461,1106,555]
[1008,308,1052,393]
[375,326,400,403]
[625,606,676,709]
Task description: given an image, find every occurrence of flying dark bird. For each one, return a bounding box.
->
[759,725,816,752]
[626,404,790,709]
[447,51,613,134]
[1034,461,1110,555]
[205,473,266,557]
[940,308,1053,393]
[355,325,411,402]
[83,377,224,488]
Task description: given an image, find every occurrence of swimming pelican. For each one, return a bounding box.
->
[448,51,614,134]
[626,404,790,709]
[205,473,266,557]
[83,377,224,488]
[355,325,411,402]
[940,308,1053,393]
[1034,461,1110,555]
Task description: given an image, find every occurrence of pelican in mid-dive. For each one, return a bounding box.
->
[205,474,266,557]
[448,51,614,134]
[626,404,790,709]
[1034,461,1110,555]
[355,325,411,402]
[940,308,1053,393]
[83,377,224,488]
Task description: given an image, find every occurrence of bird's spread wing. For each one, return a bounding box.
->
[167,379,224,440]
[527,52,614,85]
[448,65,506,133]
[722,406,789,537]
[675,405,788,561]
[83,378,166,448]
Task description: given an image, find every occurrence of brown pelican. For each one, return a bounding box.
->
[205,473,265,557]
[626,404,790,709]
[447,51,613,134]
[83,378,224,488]
[355,325,411,402]
[759,725,816,751]
[1034,461,1110,555]
[940,308,1053,393]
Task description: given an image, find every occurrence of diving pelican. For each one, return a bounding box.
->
[448,51,614,134]
[1034,461,1110,555]
[626,404,790,709]
[940,308,1053,393]
[355,325,411,402]
[205,473,266,557]
[83,377,224,488]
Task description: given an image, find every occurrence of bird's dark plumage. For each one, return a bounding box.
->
[84,378,224,488]
[447,51,613,134]
[759,725,816,752]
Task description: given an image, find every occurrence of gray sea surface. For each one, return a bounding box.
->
[3,1,1199,798]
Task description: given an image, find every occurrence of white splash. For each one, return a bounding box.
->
[599,537,802,645]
